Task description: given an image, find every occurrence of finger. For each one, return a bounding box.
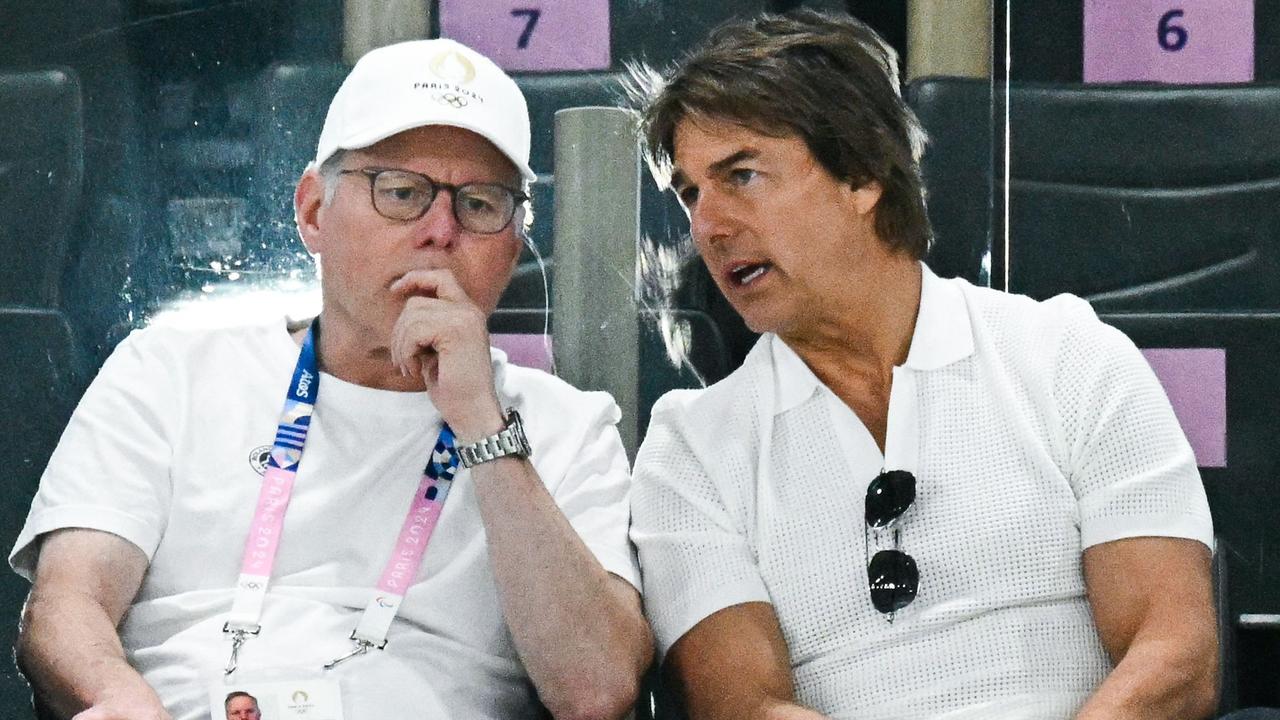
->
[389,268,470,303]
[419,352,440,386]
[393,323,437,377]
[392,303,454,377]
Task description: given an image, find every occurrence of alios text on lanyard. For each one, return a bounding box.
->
[222,323,460,675]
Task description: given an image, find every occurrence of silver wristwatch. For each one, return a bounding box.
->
[457,408,532,468]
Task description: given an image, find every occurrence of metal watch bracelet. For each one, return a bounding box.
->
[457,408,531,468]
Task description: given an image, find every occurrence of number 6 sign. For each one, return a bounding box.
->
[1083,0,1253,83]
[440,0,611,72]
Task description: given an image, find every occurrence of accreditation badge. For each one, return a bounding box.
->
[209,672,345,720]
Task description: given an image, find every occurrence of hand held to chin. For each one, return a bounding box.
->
[389,269,506,439]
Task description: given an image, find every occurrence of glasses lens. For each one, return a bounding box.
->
[868,549,918,613]
[865,469,915,528]
[455,184,517,234]
[371,170,434,221]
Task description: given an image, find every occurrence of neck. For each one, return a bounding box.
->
[780,254,922,389]
[309,310,427,392]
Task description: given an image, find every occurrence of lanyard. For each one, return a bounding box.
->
[223,323,459,675]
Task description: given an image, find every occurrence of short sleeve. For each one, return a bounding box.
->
[630,396,770,655]
[9,329,176,578]
[548,396,641,591]
[1052,300,1214,550]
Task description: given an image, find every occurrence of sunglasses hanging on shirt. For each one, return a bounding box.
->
[864,469,919,619]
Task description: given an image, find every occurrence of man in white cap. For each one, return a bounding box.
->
[10,38,651,720]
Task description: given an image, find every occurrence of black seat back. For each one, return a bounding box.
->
[907,76,993,283]
[0,70,83,308]
[0,67,87,719]
[910,77,1280,311]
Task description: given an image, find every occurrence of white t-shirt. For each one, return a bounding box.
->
[631,263,1213,720]
[11,318,640,720]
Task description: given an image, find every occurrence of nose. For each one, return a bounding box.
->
[413,188,462,249]
[688,189,733,250]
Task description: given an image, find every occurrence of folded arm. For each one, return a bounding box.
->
[1074,536,1217,720]
[469,454,653,720]
[18,528,170,720]
[666,602,829,720]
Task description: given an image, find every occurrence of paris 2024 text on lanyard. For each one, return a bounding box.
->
[222,322,460,675]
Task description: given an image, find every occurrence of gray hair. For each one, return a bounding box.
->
[318,149,348,205]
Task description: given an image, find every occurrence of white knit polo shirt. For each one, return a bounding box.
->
[631,263,1213,719]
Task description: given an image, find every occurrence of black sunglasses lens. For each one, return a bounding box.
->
[865,469,916,528]
[867,549,918,613]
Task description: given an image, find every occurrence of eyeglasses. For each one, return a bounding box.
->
[339,167,528,234]
[864,469,918,618]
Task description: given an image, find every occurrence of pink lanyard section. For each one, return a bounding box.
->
[223,324,460,676]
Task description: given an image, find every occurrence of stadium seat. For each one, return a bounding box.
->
[250,62,349,258]
[905,76,993,283]
[908,77,1280,311]
[0,1,156,366]
[612,0,768,70]
[0,70,83,308]
[0,67,89,718]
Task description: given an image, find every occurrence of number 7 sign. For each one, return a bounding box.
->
[1084,0,1254,83]
[440,0,612,72]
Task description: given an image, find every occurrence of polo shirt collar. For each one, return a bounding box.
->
[768,261,975,415]
[902,261,975,371]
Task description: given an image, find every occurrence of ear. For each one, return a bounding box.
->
[295,168,327,256]
[849,179,884,216]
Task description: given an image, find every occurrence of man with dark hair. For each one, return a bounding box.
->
[630,10,1217,720]
[224,692,260,720]
[638,10,932,260]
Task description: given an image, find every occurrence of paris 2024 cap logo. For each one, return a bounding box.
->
[421,48,484,109]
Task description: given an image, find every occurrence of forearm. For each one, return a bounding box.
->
[704,695,828,720]
[762,701,831,720]
[682,676,830,720]
[1074,636,1216,720]
[18,587,168,719]
[471,456,652,720]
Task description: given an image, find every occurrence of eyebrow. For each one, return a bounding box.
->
[710,149,760,176]
[671,148,761,191]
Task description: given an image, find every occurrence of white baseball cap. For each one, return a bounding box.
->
[313,38,535,184]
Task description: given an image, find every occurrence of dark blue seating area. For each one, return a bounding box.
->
[0,67,88,719]
[0,71,82,308]
[909,76,1280,311]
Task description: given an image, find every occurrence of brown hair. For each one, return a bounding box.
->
[632,9,932,259]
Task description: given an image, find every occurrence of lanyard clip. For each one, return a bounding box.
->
[222,623,260,676]
[323,632,387,671]
[323,639,374,670]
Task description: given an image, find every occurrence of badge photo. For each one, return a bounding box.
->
[208,676,345,720]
